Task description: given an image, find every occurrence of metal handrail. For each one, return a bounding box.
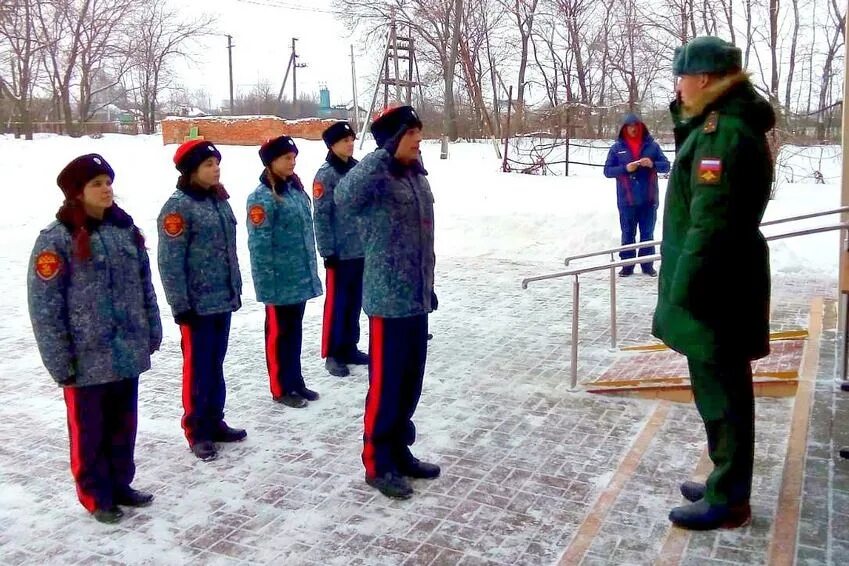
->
[563,206,849,266]
[523,222,849,390]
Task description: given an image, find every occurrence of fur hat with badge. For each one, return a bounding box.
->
[370,105,423,149]
[173,139,222,175]
[55,153,143,260]
[259,135,298,166]
[322,121,356,148]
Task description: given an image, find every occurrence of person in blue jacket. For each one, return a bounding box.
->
[28,154,161,523]
[158,139,246,462]
[246,135,322,408]
[603,113,671,277]
[313,121,369,377]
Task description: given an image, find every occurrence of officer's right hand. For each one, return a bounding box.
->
[324,255,340,269]
[174,309,197,326]
[626,161,639,173]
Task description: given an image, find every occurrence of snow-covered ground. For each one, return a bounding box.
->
[0,133,841,564]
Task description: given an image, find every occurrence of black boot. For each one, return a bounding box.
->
[366,472,414,499]
[114,487,154,507]
[325,357,350,377]
[669,499,751,530]
[619,266,634,277]
[642,266,658,277]
[93,506,124,524]
[427,333,433,340]
[680,481,706,502]
[840,447,849,459]
[213,422,247,443]
[191,441,218,462]
[342,350,370,365]
[841,381,849,392]
[397,453,441,479]
[298,386,320,401]
[274,391,308,408]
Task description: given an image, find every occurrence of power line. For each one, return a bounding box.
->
[233,0,342,15]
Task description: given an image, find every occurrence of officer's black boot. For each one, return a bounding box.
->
[191,440,218,461]
[298,386,320,401]
[93,506,124,524]
[274,391,309,408]
[840,447,849,459]
[669,499,751,530]
[680,481,706,502]
[619,266,634,277]
[397,451,441,479]
[342,350,370,365]
[366,472,414,499]
[325,357,350,377]
[213,422,247,443]
[114,487,154,507]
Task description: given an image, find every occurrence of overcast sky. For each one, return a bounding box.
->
[176,0,378,109]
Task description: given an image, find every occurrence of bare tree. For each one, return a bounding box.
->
[123,0,214,134]
[76,0,137,123]
[783,0,800,122]
[0,0,45,139]
[496,0,540,129]
[36,0,92,136]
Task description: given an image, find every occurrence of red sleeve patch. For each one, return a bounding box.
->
[35,251,62,281]
[313,181,325,200]
[248,204,266,226]
[162,212,185,237]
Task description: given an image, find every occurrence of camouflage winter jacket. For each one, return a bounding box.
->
[246,172,322,306]
[28,214,162,387]
[334,148,435,318]
[312,153,364,260]
[157,184,242,317]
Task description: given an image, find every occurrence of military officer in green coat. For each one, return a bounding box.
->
[652,36,775,530]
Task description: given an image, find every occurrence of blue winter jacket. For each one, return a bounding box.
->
[246,172,322,306]
[157,184,242,317]
[335,149,435,318]
[313,152,364,260]
[28,211,162,387]
[603,115,671,208]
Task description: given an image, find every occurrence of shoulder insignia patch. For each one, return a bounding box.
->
[313,181,325,200]
[35,251,62,281]
[697,158,722,185]
[248,204,266,226]
[703,111,719,134]
[162,212,185,237]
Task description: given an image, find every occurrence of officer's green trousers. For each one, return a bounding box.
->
[687,357,755,506]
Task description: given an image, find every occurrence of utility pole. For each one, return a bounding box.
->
[350,45,360,132]
[290,38,307,116]
[226,35,234,115]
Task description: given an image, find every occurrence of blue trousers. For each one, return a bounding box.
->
[362,314,428,478]
[322,258,364,359]
[180,312,230,446]
[265,303,307,398]
[618,203,657,270]
[63,378,138,512]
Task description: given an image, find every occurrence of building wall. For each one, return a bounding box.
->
[161,115,340,145]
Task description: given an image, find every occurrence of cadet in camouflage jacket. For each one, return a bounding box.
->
[246,171,322,306]
[29,217,162,386]
[28,153,160,521]
[335,106,440,500]
[247,135,322,407]
[157,179,242,318]
[313,154,363,260]
[158,139,246,462]
[334,148,435,318]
